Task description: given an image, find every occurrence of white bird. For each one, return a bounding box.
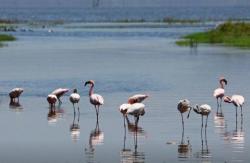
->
[224,95,245,116]
[47,94,58,108]
[51,88,69,104]
[128,94,148,104]
[69,89,80,113]
[213,77,227,107]
[193,104,212,128]
[84,80,104,119]
[122,103,145,127]
[9,88,24,103]
[177,99,192,130]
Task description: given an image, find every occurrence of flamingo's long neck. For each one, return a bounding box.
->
[220,80,225,89]
[89,84,94,96]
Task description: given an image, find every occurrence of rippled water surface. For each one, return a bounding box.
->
[0,25,250,162]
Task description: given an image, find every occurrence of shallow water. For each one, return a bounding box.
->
[0,25,250,162]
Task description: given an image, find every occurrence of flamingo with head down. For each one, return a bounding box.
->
[224,95,245,117]
[51,88,69,104]
[128,94,148,104]
[9,88,24,103]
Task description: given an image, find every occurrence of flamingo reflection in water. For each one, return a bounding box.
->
[178,125,192,159]
[9,100,23,112]
[223,111,244,145]
[214,106,226,137]
[47,105,65,124]
[120,113,145,163]
[84,119,104,163]
[194,127,212,160]
[70,108,80,142]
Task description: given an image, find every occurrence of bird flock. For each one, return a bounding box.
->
[7,77,245,132]
[177,77,245,132]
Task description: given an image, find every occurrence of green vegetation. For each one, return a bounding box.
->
[0,34,16,47]
[176,21,250,48]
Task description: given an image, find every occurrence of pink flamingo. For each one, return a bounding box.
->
[84,80,104,120]
[128,94,148,104]
[9,88,24,103]
[224,95,245,117]
[213,77,227,107]
[51,88,69,104]
[47,94,58,108]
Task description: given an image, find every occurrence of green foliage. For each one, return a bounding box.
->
[0,34,16,41]
[176,21,250,48]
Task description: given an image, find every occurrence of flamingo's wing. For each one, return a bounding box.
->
[92,94,104,105]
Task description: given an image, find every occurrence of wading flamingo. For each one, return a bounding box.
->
[47,94,57,108]
[224,95,245,117]
[192,104,212,128]
[9,88,24,103]
[51,88,69,104]
[213,77,227,107]
[69,89,80,113]
[84,80,104,120]
[177,99,192,130]
[128,94,148,104]
[122,103,145,128]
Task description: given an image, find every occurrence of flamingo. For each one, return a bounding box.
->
[224,95,245,117]
[84,80,104,120]
[69,89,80,113]
[51,88,69,104]
[128,94,148,104]
[193,104,212,128]
[9,88,24,103]
[213,77,227,107]
[47,94,57,108]
[177,99,192,130]
[124,103,145,127]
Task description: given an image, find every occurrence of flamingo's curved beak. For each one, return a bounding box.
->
[84,80,94,86]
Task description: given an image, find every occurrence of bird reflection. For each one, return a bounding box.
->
[194,128,212,160]
[178,127,192,159]
[70,110,80,142]
[125,116,145,137]
[120,115,145,163]
[84,119,104,163]
[47,105,65,124]
[9,101,23,112]
[223,113,244,144]
[214,107,226,137]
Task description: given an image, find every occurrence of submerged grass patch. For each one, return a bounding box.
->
[176,21,250,48]
[0,34,16,47]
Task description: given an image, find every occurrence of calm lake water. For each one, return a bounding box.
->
[1,6,250,22]
[0,23,250,163]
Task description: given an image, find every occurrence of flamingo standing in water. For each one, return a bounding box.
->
[213,77,227,107]
[47,94,58,108]
[128,94,148,104]
[224,95,245,117]
[51,88,69,104]
[120,103,145,127]
[192,104,212,128]
[177,99,192,130]
[9,88,24,103]
[84,80,104,120]
[69,89,80,113]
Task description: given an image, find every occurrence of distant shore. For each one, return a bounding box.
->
[176,21,250,48]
